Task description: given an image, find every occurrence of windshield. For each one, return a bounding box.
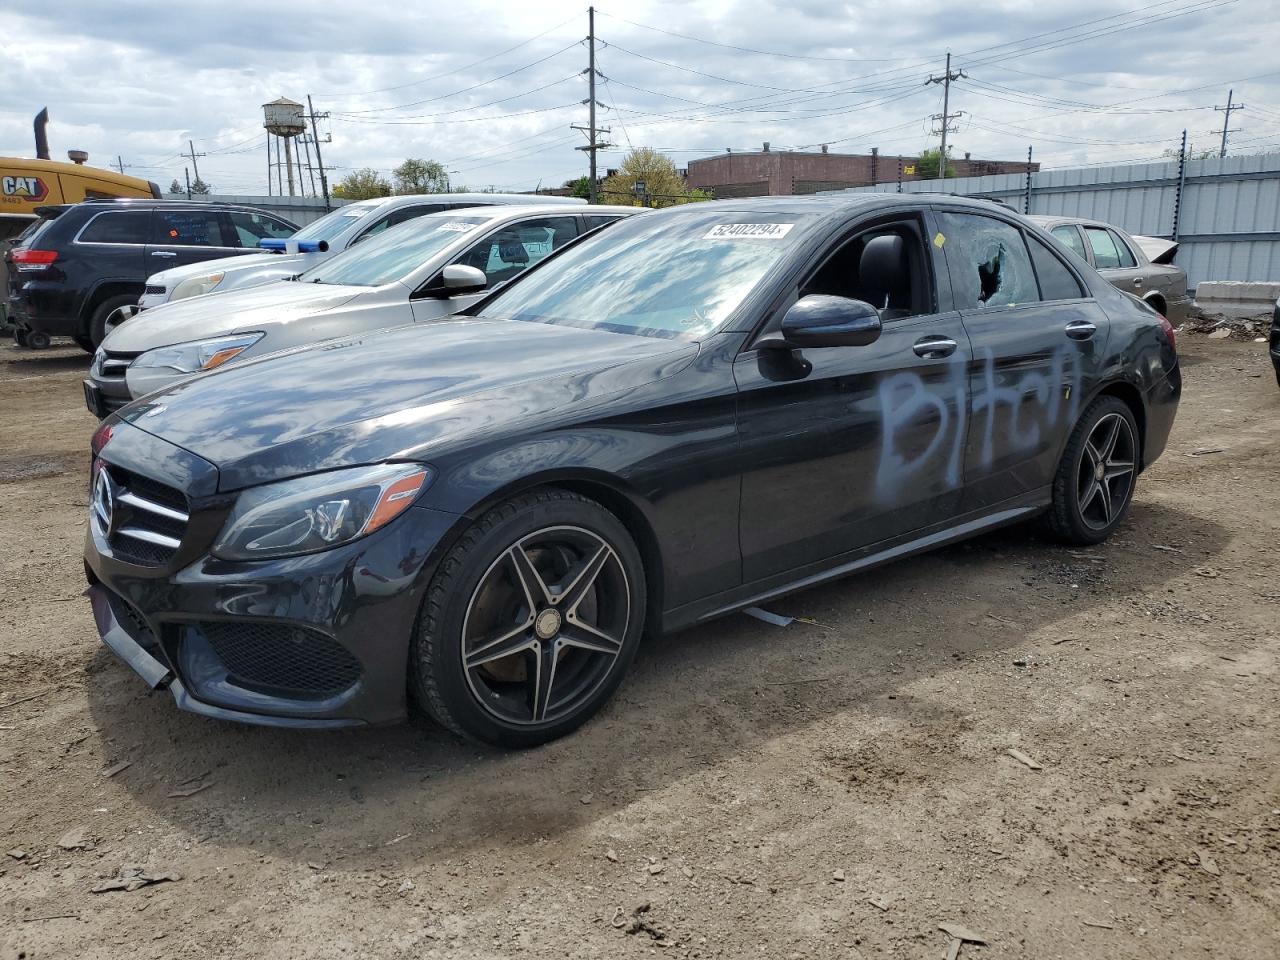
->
[475,209,813,339]
[299,215,492,287]
[292,207,367,243]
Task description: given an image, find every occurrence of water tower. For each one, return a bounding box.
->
[263,97,314,197]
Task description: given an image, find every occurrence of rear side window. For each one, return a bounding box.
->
[1026,234,1085,301]
[453,216,580,286]
[585,214,621,230]
[79,210,151,244]
[1109,229,1138,268]
[227,211,295,247]
[1084,227,1123,269]
[936,211,1039,309]
[152,209,224,246]
[1050,225,1087,261]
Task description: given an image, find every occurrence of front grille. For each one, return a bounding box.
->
[95,464,190,567]
[98,351,139,381]
[144,284,165,295]
[200,622,362,698]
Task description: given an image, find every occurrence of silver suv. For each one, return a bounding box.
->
[136,193,586,310]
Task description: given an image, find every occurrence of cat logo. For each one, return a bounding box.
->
[902,165,916,176]
[1,175,49,202]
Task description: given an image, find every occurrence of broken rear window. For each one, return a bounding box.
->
[937,212,1039,310]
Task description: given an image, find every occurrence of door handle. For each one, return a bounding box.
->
[150,251,177,258]
[1065,320,1096,341]
[1133,277,1143,287]
[913,336,957,359]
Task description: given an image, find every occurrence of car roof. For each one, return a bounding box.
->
[1028,214,1123,231]
[415,203,640,220]
[33,198,296,218]
[630,193,1031,221]
[341,193,586,212]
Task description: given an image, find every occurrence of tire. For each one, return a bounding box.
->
[410,488,646,748]
[73,335,95,353]
[25,329,51,350]
[87,294,138,348]
[1045,395,1140,545]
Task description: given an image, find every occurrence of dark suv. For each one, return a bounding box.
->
[6,199,297,351]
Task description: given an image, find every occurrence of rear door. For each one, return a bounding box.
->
[144,207,239,274]
[935,207,1108,512]
[71,208,152,295]
[734,210,972,582]
[1084,224,1145,295]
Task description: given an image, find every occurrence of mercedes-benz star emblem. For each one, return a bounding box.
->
[92,467,116,539]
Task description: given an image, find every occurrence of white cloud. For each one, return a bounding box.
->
[2,0,1277,194]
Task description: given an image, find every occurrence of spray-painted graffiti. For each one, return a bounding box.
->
[875,343,1084,499]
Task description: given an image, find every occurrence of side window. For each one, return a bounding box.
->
[585,214,621,230]
[387,204,447,229]
[1050,225,1088,261]
[79,210,151,244]
[1109,229,1138,268]
[454,216,579,286]
[227,211,294,247]
[936,212,1039,309]
[1083,227,1122,270]
[802,220,933,320]
[352,211,396,244]
[152,209,224,246]
[1026,233,1085,301]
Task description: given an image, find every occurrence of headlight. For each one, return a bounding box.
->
[131,333,264,375]
[170,272,225,301]
[212,464,432,561]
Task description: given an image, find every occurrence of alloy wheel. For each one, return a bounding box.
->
[103,304,136,336]
[1076,412,1136,531]
[461,525,630,726]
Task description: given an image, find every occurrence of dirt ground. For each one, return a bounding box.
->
[0,333,1277,960]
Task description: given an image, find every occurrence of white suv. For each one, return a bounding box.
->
[136,193,585,310]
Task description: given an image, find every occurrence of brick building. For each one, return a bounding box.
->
[686,144,1038,198]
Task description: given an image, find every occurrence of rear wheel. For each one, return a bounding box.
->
[410,489,646,748]
[87,294,138,348]
[24,328,51,350]
[1046,396,1139,545]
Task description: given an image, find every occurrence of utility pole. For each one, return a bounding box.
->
[187,140,205,185]
[572,6,611,203]
[1023,145,1034,214]
[183,166,192,200]
[114,155,127,175]
[307,95,332,211]
[925,52,966,176]
[1215,89,1245,158]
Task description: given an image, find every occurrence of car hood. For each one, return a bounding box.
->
[104,281,367,352]
[148,252,303,286]
[120,318,699,491]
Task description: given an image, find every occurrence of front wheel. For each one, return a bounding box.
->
[1046,396,1140,545]
[411,489,646,748]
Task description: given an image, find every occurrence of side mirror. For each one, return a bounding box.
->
[777,294,882,348]
[440,263,487,295]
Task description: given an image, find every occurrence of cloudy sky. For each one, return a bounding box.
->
[3,0,1278,195]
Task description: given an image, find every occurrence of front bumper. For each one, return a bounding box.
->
[84,424,460,727]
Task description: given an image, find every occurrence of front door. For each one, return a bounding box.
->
[934,208,1110,512]
[735,214,971,583]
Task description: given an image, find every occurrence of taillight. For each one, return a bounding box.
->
[12,249,58,272]
[1159,315,1177,350]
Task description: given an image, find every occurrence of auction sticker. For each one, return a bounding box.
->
[703,223,795,240]
[435,220,481,233]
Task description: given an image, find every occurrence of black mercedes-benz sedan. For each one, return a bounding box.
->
[85,194,1180,747]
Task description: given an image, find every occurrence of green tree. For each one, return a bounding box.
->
[190,177,212,195]
[916,147,956,180]
[564,175,591,200]
[333,168,392,200]
[168,178,182,195]
[599,147,708,207]
[393,158,450,195]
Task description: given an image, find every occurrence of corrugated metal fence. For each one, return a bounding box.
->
[828,153,1280,289]
[162,193,348,226]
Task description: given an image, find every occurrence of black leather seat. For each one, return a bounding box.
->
[859,235,913,320]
